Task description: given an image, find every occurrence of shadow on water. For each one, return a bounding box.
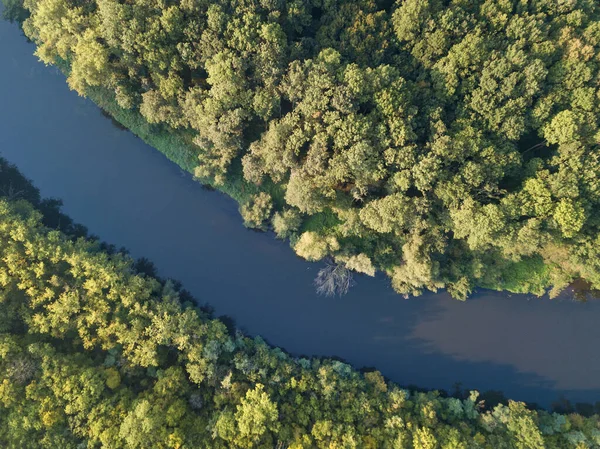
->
[570,279,600,302]
[2,15,600,409]
[100,108,128,131]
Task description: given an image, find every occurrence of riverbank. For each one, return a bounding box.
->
[59,55,597,302]
[3,156,600,449]
[3,13,600,408]
[82,70,555,299]
[8,0,593,300]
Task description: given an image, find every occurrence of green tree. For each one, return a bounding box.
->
[240,192,273,230]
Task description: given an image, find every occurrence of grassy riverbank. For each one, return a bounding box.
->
[1,157,599,448]
[5,0,600,300]
[86,83,286,208]
[87,81,555,298]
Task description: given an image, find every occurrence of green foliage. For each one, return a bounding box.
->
[294,231,340,261]
[13,0,600,298]
[480,257,551,297]
[554,198,586,238]
[240,192,273,230]
[338,253,376,277]
[0,182,598,448]
[272,208,302,240]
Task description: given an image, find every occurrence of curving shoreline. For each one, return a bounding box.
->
[9,0,600,300]
[4,189,600,446]
[2,15,600,411]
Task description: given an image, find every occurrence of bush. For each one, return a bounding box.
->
[294,231,339,261]
[337,253,376,276]
[240,192,273,230]
[272,209,302,239]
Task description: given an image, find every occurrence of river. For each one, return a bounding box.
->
[1,17,599,408]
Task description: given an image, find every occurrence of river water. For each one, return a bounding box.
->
[1,18,599,408]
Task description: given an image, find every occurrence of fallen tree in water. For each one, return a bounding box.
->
[5,0,600,299]
[0,159,599,448]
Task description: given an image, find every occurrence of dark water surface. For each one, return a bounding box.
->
[2,19,599,408]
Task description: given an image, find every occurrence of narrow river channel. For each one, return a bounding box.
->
[1,17,599,408]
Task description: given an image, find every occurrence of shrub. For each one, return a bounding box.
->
[272,209,302,239]
[240,192,273,230]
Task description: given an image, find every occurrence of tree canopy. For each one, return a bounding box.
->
[0,158,599,448]
[7,0,600,298]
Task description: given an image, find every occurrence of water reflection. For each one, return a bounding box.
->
[1,16,599,408]
[410,293,600,391]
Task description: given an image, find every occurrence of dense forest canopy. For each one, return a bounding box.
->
[4,0,600,298]
[0,158,599,448]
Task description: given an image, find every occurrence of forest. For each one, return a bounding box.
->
[0,157,598,448]
[3,0,600,299]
